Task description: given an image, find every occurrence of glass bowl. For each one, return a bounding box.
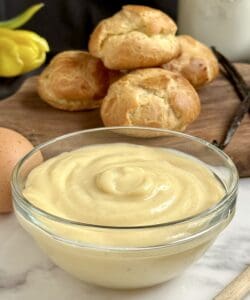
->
[11,127,238,289]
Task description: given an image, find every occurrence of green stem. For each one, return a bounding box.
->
[0,3,44,29]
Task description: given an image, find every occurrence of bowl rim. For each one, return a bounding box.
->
[12,126,239,230]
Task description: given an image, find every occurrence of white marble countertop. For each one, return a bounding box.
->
[0,179,249,300]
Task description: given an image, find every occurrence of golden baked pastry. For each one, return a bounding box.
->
[101,68,200,131]
[38,51,118,111]
[88,5,180,70]
[163,35,219,88]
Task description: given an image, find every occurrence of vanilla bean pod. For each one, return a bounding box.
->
[211,47,250,149]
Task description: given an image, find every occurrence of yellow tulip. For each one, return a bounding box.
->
[0,28,49,77]
[0,3,50,77]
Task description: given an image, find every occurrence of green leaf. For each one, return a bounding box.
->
[0,3,44,29]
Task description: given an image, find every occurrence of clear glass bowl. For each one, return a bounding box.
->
[12,127,238,289]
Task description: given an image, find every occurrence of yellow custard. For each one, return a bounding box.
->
[23,143,224,225]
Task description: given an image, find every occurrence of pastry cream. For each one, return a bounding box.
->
[23,143,224,226]
[18,143,231,289]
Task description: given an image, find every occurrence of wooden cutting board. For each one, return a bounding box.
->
[0,63,249,177]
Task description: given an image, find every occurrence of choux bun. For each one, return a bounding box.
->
[163,35,219,88]
[89,5,180,70]
[101,68,200,131]
[38,51,119,111]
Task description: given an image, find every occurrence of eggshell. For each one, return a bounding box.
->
[0,127,34,213]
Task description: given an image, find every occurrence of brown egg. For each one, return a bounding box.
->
[0,127,34,213]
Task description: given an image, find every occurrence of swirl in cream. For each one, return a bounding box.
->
[23,143,225,226]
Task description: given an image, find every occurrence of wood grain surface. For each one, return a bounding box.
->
[0,63,249,177]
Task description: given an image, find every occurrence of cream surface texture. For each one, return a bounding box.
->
[23,143,224,226]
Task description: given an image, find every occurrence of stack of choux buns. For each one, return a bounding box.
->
[38,5,219,132]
